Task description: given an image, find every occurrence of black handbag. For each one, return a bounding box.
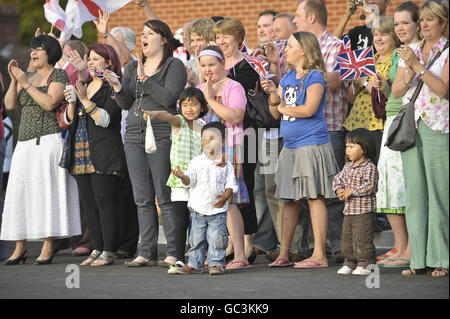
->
[385,41,449,152]
[244,80,280,130]
[384,82,422,151]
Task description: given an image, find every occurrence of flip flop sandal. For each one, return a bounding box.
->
[226,260,252,270]
[268,257,292,267]
[376,248,397,261]
[293,259,328,269]
[382,258,410,268]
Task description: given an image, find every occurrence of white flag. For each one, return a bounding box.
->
[43,0,73,33]
[60,0,131,40]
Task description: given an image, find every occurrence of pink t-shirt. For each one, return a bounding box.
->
[197,79,247,146]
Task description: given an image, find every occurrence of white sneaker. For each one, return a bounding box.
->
[167,261,186,274]
[337,265,353,275]
[352,266,371,275]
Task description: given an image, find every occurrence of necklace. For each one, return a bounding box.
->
[212,78,227,87]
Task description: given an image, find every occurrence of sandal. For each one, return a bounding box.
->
[401,267,433,276]
[268,257,292,267]
[376,248,397,261]
[431,267,448,277]
[80,250,102,266]
[209,265,225,275]
[124,256,157,267]
[226,260,252,270]
[91,251,116,267]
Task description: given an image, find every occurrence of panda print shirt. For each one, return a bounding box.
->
[279,69,330,149]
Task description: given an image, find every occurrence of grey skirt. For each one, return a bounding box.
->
[275,143,339,201]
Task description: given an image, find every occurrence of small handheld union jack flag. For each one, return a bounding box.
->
[94,67,105,79]
[275,40,288,60]
[335,46,376,80]
[339,35,352,53]
[333,35,352,72]
[242,52,269,79]
[240,42,248,53]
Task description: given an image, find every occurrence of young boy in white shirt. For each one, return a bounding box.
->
[169,122,237,275]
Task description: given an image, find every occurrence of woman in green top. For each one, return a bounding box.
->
[372,2,421,268]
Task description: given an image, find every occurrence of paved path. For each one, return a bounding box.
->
[0,242,447,300]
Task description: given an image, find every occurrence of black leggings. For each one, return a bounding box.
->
[173,201,190,262]
[74,174,120,252]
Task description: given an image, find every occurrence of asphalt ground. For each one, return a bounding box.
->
[0,241,448,302]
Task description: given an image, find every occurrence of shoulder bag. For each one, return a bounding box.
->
[47,70,70,131]
[385,41,449,152]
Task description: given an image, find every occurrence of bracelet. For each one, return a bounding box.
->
[103,32,109,39]
[268,96,281,106]
[24,82,32,90]
[87,106,98,115]
[84,102,96,114]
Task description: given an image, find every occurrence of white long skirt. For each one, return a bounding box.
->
[0,133,81,240]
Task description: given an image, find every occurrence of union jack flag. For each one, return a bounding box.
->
[339,35,352,53]
[333,35,352,72]
[335,46,376,80]
[94,67,105,79]
[242,52,269,79]
[275,39,288,60]
[240,42,248,53]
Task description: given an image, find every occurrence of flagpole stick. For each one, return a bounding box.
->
[50,24,54,35]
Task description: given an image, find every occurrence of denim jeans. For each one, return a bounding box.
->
[124,138,177,260]
[187,211,228,269]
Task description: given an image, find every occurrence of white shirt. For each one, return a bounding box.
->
[185,153,238,215]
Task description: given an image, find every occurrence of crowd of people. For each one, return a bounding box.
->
[0,0,448,278]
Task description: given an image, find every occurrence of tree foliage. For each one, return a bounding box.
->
[0,0,97,46]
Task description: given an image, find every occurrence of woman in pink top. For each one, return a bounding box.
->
[197,45,252,270]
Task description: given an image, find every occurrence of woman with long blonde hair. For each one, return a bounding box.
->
[261,31,338,269]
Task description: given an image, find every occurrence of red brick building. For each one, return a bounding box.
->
[103,0,424,53]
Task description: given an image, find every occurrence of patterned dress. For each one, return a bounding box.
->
[203,96,249,205]
[343,53,392,131]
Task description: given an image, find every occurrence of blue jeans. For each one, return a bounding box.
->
[187,211,228,269]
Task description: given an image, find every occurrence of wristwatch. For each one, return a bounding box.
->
[362,79,370,89]
[418,67,427,78]
[23,82,32,90]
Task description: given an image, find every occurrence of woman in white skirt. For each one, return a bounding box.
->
[372,2,422,268]
[1,35,80,265]
[261,31,339,269]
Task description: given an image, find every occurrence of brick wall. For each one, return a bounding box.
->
[103,0,424,54]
